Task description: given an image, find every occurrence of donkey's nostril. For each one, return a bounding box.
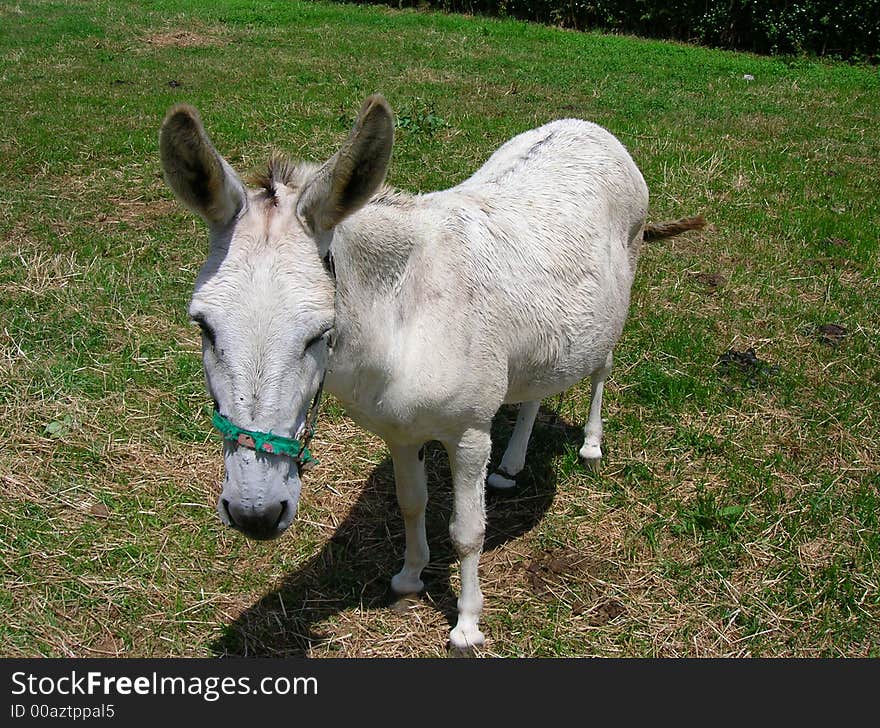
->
[222,499,236,527]
[222,498,290,540]
[274,500,288,530]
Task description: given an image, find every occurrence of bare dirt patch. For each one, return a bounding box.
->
[525,547,623,620]
[690,271,727,293]
[398,65,461,85]
[586,599,626,627]
[84,634,125,657]
[816,323,848,346]
[740,112,788,136]
[98,197,178,232]
[144,30,219,49]
[797,537,836,570]
[797,322,849,347]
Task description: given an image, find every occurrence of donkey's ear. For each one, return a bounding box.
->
[160,105,246,228]
[296,94,394,240]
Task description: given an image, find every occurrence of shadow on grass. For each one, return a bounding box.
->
[210,404,583,657]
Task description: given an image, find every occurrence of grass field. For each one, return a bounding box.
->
[1,0,878,657]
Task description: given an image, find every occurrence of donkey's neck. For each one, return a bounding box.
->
[331,192,423,291]
[323,191,434,432]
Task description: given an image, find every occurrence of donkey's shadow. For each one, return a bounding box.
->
[210,404,583,657]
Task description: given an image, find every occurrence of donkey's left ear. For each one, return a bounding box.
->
[296,94,394,242]
[160,105,246,229]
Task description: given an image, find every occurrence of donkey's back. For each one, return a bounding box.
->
[457,118,648,235]
[418,119,650,405]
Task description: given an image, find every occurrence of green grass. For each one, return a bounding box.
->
[0,0,877,657]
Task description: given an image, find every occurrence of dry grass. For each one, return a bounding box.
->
[143,31,221,49]
[0,0,877,658]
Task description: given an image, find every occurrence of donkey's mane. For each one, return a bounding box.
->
[251,152,412,208]
[250,153,318,204]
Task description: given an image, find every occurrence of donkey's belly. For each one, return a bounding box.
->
[329,391,488,445]
[504,350,607,404]
[502,303,627,404]
[326,359,505,445]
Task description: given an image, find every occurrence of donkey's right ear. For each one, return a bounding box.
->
[296,94,394,240]
[159,105,246,228]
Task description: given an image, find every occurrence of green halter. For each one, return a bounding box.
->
[212,409,315,462]
[211,377,325,471]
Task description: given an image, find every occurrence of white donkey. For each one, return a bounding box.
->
[160,95,703,650]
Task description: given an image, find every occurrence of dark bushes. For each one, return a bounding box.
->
[353,0,879,60]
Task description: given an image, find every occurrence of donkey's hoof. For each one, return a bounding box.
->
[448,625,485,654]
[579,444,602,472]
[391,572,424,595]
[486,471,517,490]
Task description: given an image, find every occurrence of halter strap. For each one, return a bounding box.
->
[211,373,326,471]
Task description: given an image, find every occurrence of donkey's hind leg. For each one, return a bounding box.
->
[486,400,540,490]
[579,351,613,471]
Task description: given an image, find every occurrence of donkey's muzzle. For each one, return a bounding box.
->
[219,496,295,540]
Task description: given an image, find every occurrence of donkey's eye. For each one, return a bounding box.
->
[304,328,332,353]
[192,316,216,346]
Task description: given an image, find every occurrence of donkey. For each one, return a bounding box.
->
[159,95,704,650]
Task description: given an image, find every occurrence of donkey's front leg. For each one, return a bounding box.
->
[443,427,491,650]
[388,441,429,595]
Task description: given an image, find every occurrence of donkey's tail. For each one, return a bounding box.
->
[643,215,706,242]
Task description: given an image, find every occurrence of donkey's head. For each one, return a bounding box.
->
[160,96,394,540]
